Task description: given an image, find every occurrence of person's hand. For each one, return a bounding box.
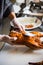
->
[8,12,25,32]
[12,18,25,32]
[0,35,17,45]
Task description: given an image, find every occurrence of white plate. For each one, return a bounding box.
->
[10,17,41,30]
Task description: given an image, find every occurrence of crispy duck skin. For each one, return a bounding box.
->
[9,31,43,49]
[9,31,24,45]
[30,31,43,37]
[24,36,43,49]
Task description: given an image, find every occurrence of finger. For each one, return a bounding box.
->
[18,26,23,31]
[21,25,25,31]
[3,35,10,38]
[8,37,17,45]
[10,37,17,41]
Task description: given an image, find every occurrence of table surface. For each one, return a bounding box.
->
[0,17,43,65]
[0,43,43,65]
[23,12,43,17]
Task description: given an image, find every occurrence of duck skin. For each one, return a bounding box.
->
[9,30,43,49]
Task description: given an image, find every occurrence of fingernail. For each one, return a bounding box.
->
[14,37,17,40]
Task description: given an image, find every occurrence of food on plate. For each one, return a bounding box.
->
[25,24,33,28]
[9,30,43,49]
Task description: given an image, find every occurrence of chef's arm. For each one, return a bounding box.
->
[8,12,16,20]
[8,12,25,32]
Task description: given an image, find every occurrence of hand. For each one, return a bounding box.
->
[8,12,25,32]
[0,35,17,45]
[12,18,25,32]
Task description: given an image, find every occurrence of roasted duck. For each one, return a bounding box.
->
[30,31,43,37]
[9,30,43,49]
[9,31,24,45]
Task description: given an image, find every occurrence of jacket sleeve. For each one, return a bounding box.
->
[3,0,14,18]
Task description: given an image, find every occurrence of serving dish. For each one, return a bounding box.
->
[10,17,41,30]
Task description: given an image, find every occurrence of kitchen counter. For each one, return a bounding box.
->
[0,43,43,65]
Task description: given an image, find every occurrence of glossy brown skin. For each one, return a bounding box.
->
[30,31,43,37]
[9,31,24,45]
[9,31,43,49]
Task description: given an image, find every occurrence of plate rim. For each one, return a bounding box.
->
[10,17,42,30]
